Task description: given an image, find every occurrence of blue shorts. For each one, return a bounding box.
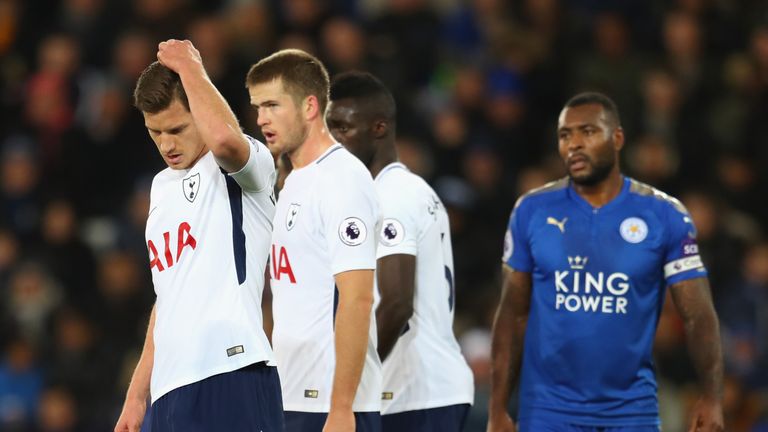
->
[284,410,381,432]
[381,404,470,432]
[518,417,660,432]
[149,362,284,432]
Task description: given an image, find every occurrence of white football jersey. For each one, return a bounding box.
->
[375,162,474,414]
[146,137,276,403]
[270,143,382,413]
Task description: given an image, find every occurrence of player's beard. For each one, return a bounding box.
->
[283,112,310,157]
[569,151,616,186]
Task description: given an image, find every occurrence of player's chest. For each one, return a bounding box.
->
[273,183,322,246]
[146,167,228,241]
[528,209,663,277]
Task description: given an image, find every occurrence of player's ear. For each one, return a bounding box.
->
[613,126,625,151]
[304,94,320,120]
[372,119,388,139]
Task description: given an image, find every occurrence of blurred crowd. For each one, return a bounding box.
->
[1,0,767,430]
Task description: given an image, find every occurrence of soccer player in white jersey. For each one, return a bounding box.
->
[327,71,474,431]
[246,50,382,432]
[114,40,283,432]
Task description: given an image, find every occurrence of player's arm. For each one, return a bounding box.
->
[156,39,249,173]
[487,266,532,432]
[325,269,375,432]
[115,305,156,432]
[668,277,725,432]
[375,253,416,360]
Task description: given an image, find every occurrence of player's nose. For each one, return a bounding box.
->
[159,135,176,153]
[566,134,585,151]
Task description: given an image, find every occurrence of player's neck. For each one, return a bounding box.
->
[572,170,624,208]
[369,142,398,178]
[289,121,336,169]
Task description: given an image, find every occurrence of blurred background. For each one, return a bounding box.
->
[0,0,767,430]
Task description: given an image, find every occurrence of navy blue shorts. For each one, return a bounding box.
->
[382,404,470,432]
[149,362,284,432]
[518,417,660,432]
[284,410,381,432]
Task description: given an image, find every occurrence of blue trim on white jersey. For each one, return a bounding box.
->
[316,144,343,164]
[333,284,339,327]
[222,169,247,284]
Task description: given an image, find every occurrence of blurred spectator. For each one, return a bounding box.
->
[31,199,97,309]
[43,308,114,430]
[719,242,768,388]
[0,337,42,431]
[4,263,62,347]
[36,386,80,432]
[681,190,758,296]
[0,138,41,240]
[320,17,369,75]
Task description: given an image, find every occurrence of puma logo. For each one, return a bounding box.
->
[547,216,567,233]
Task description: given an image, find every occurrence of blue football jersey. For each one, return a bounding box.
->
[502,177,707,426]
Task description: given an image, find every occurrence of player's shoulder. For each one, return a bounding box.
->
[375,163,428,194]
[315,144,375,195]
[244,134,270,154]
[317,145,370,176]
[514,177,570,211]
[626,177,689,216]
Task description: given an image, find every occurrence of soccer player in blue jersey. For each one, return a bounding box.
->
[486,92,724,432]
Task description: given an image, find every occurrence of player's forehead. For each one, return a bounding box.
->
[143,99,190,130]
[558,103,608,129]
[327,98,363,121]
[248,77,290,105]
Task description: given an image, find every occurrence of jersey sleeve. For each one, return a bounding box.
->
[662,201,708,285]
[319,168,380,275]
[502,197,533,272]
[227,136,276,193]
[375,186,419,259]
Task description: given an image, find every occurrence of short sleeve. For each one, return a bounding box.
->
[375,187,419,259]
[662,202,708,285]
[502,197,533,272]
[319,169,380,276]
[228,136,276,192]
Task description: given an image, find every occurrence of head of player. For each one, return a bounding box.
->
[245,49,332,166]
[134,62,208,170]
[558,92,625,188]
[327,71,397,175]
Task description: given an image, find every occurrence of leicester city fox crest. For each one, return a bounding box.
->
[182,173,200,203]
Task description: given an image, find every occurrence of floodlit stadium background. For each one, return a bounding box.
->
[1,0,767,430]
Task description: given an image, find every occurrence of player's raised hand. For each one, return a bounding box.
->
[322,408,355,432]
[156,39,203,76]
[114,397,147,432]
[688,397,724,432]
[486,412,516,432]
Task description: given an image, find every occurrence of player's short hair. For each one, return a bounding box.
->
[245,49,330,114]
[133,61,190,114]
[564,92,621,127]
[329,71,396,123]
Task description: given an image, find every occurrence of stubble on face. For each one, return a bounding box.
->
[568,147,616,186]
[558,104,619,187]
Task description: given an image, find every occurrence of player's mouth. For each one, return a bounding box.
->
[568,154,589,172]
[166,154,183,165]
[262,130,277,144]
